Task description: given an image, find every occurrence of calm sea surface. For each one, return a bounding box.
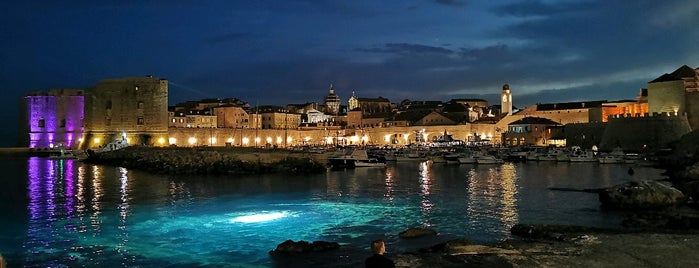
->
[0,156,666,267]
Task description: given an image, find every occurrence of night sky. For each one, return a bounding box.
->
[2,1,698,146]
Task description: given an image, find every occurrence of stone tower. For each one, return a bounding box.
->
[324,84,341,115]
[501,84,512,115]
[348,91,359,110]
[84,76,169,149]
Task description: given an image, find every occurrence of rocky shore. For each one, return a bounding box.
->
[389,224,699,267]
[81,146,327,175]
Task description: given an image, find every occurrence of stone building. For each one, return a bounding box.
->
[304,108,332,124]
[415,111,458,126]
[173,98,248,111]
[168,110,217,128]
[213,106,250,128]
[501,84,513,115]
[84,76,168,148]
[324,84,341,115]
[257,106,301,129]
[287,102,320,114]
[21,89,84,149]
[347,93,392,116]
[502,117,562,146]
[516,101,605,124]
[601,98,648,122]
[647,65,699,130]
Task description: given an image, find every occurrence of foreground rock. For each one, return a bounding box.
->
[269,240,340,254]
[392,224,699,267]
[598,180,685,209]
[399,227,437,238]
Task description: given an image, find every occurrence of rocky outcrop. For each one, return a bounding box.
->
[510,224,615,241]
[394,238,525,268]
[269,240,340,254]
[598,180,685,209]
[399,227,437,238]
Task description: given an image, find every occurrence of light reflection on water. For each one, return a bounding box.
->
[2,157,666,267]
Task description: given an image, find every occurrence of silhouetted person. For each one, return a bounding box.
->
[628,167,635,176]
[365,239,395,268]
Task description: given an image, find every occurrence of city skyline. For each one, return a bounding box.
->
[2,1,698,146]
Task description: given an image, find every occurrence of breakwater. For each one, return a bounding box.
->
[82,146,327,175]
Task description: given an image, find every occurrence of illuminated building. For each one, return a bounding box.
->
[213,106,251,128]
[21,89,84,149]
[83,76,169,148]
[502,117,562,146]
[324,84,341,115]
[648,65,699,129]
[501,84,513,116]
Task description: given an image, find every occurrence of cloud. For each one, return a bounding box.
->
[648,1,699,28]
[355,43,454,56]
[492,0,591,17]
[433,0,465,7]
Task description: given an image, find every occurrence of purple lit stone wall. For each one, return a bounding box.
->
[25,90,84,149]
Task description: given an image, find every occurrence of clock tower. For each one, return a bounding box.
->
[501,84,512,115]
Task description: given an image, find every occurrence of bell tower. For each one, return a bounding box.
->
[501,84,512,115]
[324,83,341,115]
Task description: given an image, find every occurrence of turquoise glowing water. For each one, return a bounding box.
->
[0,156,666,267]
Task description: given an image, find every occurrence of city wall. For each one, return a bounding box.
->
[598,113,691,151]
[562,122,607,150]
[164,124,498,148]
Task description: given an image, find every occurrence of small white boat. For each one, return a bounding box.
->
[395,151,427,161]
[96,138,129,153]
[598,147,627,164]
[598,155,625,164]
[537,154,557,161]
[327,149,386,168]
[569,146,597,162]
[476,155,504,164]
[457,155,477,164]
[48,149,79,160]
[354,158,387,167]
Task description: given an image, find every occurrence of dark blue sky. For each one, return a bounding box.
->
[2,0,698,146]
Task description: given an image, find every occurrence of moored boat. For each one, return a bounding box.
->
[568,146,597,162]
[48,149,79,160]
[327,149,386,168]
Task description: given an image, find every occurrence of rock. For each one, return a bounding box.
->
[682,180,699,201]
[598,180,685,209]
[399,227,437,238]
[269,239,340,254]
[675,162,699,182]
[420,238,473,253]
[510,224,612,241]
[447,244,520,256]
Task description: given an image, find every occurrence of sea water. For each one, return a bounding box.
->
[0,156,665,267]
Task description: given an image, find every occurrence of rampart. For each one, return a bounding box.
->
[598,113,691,151]
[164,124,490,148]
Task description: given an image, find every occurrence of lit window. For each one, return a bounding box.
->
[137,117,144,125]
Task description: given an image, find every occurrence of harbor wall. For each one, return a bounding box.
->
[598,113,691,152]
[563,122,607,150]
[164,124,490,148]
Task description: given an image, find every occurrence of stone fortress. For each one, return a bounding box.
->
[19,65,698,152]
